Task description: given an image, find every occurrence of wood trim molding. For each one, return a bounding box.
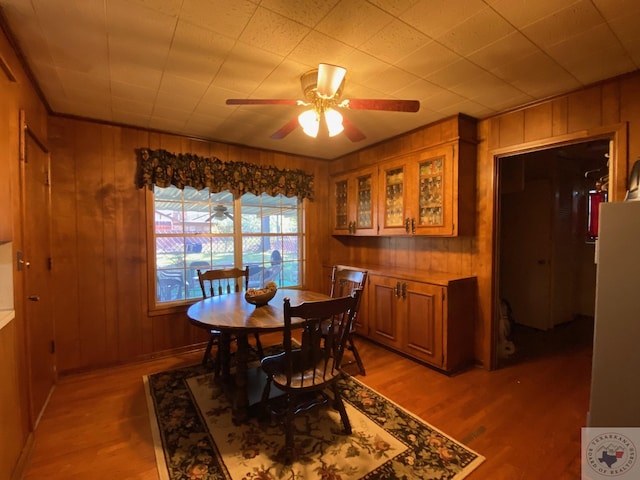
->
[0,52,16,82]
[10,432,34,480]
[489,122,627,200]
[19,110,49,167]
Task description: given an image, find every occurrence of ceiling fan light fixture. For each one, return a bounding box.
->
[298,109,320,137]
[325,108,344,137]
[227,63,419,142]
[317,63,346,98]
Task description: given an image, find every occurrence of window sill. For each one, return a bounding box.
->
[148,301,193,317]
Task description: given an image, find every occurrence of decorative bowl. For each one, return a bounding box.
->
[244,286,277,307]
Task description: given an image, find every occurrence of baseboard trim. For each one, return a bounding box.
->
[11,431,34,480]
[57,343,208,377]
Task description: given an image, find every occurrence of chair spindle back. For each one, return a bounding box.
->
[197,267,249,299]
[282,288,362,388]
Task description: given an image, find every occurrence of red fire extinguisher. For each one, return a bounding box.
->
[587,179,607,240]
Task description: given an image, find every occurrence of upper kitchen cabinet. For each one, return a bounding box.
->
[380,142,476,237]
[329,165,378,236]
[408,142,476,237]
[331,114,477,237]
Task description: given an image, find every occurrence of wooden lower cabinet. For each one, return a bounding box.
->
[367,273,476,373]
[403,280,444,366]
[369,275,404,349]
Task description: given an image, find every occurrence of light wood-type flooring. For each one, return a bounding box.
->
[22,317,593,480]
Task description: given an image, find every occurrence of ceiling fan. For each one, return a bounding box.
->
[208,205,233,222]
[226,63,420,142]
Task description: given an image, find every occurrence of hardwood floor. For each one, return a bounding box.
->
[22,321,593,480]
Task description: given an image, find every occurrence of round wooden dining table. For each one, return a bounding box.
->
[187,288,330,422]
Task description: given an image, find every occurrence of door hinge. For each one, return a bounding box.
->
[45,169,51,186]
[47,257,53,270]
[50,340,55,354]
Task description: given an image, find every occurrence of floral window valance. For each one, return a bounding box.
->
[136,148,314,201]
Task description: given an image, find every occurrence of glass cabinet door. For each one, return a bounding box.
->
[412,145,455,236]
[330,167,377,236]
[418,155,444,227]
[356,173,373,229]
[383,165,405,230]
[334,179,349,230]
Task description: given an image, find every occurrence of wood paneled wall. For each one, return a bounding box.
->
[475,74,640,368]
[47,118,330,374]
[327,74,640,369]
[0,22,51,480]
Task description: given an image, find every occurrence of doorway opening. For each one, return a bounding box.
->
[496,139,609,367]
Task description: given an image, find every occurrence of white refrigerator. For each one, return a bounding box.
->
[588,200,640,427]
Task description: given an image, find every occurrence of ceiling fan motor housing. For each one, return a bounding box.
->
[300,68,345,103]
[300,69,318,101]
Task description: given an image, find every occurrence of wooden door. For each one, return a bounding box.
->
[20,120,55,426]
[403,280,444,367]
[500,178,553,330]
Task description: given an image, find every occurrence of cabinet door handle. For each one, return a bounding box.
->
[411,218,416,234]
[395,281,401,298]
[402,282,407,299]
[405,217,411,233]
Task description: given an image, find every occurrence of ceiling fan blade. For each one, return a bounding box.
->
[342,116,366,142]
[317,63,346,98]
[226,99,300,106]
[342,98,420,112]
[270,117,299,140]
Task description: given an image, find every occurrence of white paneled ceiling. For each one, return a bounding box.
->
[1,0,639,159]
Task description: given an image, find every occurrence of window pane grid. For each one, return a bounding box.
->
[153,187,303,305]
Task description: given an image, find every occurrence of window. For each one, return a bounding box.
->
[153,185,304,305]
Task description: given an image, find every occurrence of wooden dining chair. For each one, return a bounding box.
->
[326,265,368,375]
[260,288,362,464]
[197,267,264,374]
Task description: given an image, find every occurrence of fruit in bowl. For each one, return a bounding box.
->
[245,282,277,307]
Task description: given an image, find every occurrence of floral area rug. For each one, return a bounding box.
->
[144,362,484,480]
